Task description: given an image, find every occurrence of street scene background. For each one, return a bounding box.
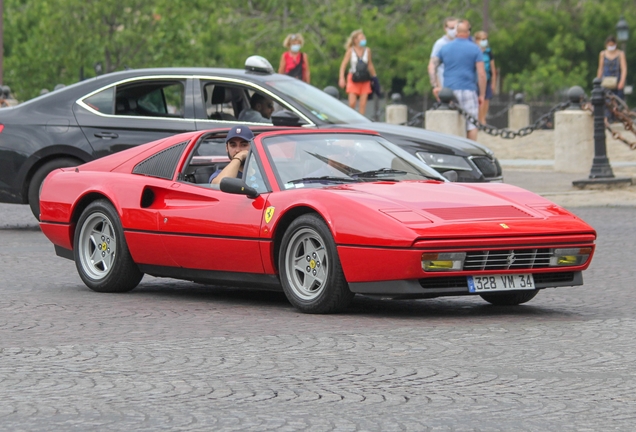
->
[2,0,636,430]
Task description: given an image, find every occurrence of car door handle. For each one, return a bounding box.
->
[94,132,119,139]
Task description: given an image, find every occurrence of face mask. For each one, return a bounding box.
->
[479,39,488,48]
[607,45,617,51]
[290,44,301,53]
[446,28,457,38]
[359,39,367,47]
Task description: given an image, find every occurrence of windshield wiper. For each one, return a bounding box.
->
[286,176,361,184]
[352,168,408,179]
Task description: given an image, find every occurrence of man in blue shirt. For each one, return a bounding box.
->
[429,20,486,140]
[210,125,254,184]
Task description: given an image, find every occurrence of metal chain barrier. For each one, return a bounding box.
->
[604,92,636,150]
[451,100,570,139]
[485,102,514,120]
[581,92,636,150]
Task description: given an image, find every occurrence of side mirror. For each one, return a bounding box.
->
[271,109,307,127]
[220,177,259,199]
[442,170,458,182]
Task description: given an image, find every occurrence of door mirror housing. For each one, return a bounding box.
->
[271,109,307,127]
[220,177,260,199]
[442,170,458,182]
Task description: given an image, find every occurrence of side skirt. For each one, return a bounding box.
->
[137,264,282,291]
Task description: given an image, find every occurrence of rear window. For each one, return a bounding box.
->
[83,87,114,114]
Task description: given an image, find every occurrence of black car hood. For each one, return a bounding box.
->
[325,122,493,157]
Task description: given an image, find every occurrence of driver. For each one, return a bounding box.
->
[238,93,274,123]
[210,125,254,184]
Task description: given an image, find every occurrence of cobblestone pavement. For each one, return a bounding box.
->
[0,206,635,431]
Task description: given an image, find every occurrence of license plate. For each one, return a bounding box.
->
[467,274,535,293]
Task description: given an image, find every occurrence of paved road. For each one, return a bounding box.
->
[0,205,635,431]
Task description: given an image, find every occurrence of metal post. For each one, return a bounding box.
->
[573,78,632,189]
[589,78,614,178]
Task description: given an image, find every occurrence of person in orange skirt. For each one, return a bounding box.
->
[278,33,310,83]
[338,29,377,115]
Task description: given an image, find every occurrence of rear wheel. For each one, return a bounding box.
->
[480,290,539,306]
[28,157,81,220]
[279,214,354,314]
[74,200,143,293]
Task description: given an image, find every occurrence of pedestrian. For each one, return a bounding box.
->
[429,20,486,141]
[278,33,311,83]
[474,31,497,124]
[338,29,377,115]
[427,17,458,98]
[597,35,627,102]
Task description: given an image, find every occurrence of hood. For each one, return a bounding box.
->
[321,180,593,239]
[337,122,493,157]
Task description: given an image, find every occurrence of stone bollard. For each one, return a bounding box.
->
[554,86,593,173]
[424,88,464,137]
[385,93,408,124]
[508,93,530,130]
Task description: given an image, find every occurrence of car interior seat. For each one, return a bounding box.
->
[209,86,237,121]
[115,98,138,116]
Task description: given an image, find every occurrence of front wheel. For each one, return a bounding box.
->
[279,214,354,314]
[480,290,539,306]
[74,200,143,293]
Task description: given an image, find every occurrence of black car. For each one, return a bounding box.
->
[0,56,502,218]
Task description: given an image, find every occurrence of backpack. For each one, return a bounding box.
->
[286,53,303,80]
[351,49,371,83]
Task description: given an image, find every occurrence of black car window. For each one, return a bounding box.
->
[84,87,114,114]
[114,80,185,118]
[201,82,245,121]
[200,81,282,124]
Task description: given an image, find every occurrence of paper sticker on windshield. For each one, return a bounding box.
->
[264,206,275,223]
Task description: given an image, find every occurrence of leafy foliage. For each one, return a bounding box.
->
[3,0,635,102]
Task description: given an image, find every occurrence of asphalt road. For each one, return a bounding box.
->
[0,203,635,431]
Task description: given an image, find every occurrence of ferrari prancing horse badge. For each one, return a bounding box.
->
[265,206,275,223]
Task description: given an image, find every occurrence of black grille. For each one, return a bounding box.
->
[419,277,467,289]
[463,248,552,271]
[533,272,575,284]
[133,141,188,180]
[471,156,502,178]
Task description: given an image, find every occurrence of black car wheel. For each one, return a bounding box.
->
[480,290,539,306]
[279,214,354,314]
[28,157,81,220]
[74,200,143,293]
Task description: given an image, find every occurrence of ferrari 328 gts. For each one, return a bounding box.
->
[39,128,596,313]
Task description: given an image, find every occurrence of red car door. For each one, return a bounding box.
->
[156,182,269,273]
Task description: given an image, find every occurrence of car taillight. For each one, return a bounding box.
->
[0,124,4,133]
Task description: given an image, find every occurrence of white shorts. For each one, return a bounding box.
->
[453,90,479,131]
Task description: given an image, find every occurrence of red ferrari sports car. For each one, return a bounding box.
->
[39,128,596,313]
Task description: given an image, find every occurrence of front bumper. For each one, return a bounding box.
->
[349,271,583,299]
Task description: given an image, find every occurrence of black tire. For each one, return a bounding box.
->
[28,157,81,220]
[480,290,539,306]
[74,200,143,293]
[279,214,354,314]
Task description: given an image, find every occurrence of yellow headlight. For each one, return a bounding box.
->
[422,252,466,271]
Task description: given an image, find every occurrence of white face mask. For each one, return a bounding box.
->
[290,44,301,53]
[607,45,617,51]
[479,39,488,48]
[446,27,457,39]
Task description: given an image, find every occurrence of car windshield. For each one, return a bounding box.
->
[262,133,443,189]
[266,78,371,125]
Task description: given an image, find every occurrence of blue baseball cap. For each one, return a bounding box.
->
[226,125,254,143]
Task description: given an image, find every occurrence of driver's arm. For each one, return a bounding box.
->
[211,150,248,184]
